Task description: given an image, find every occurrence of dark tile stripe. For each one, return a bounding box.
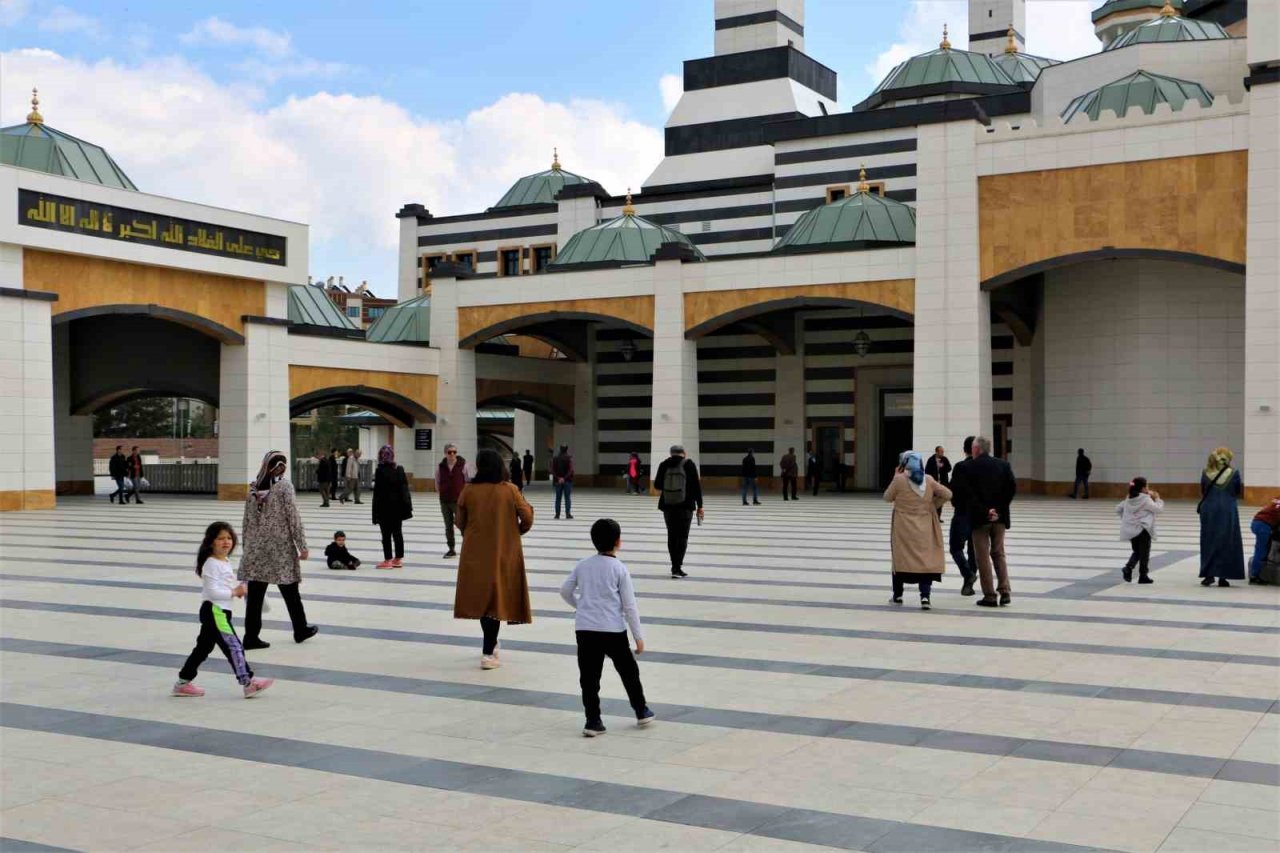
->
[0,839,75,852]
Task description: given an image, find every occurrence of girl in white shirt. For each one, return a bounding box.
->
[1117,477,1164,584]
[173,522,274,698]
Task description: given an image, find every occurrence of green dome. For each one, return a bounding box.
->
[493,152,594,208]
[1061,70,1212,122]
[1,94,136,190]
[774,185,916,254]
[287,285,358,330]
[1106,11,1229,49]
[1092,0,1181,23]
[548,205,705,269]
[858,40,1019,110]
[992,50,1059,84]
[366,294,430,343]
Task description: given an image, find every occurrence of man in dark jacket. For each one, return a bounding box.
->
[551,444,574,519]
[317,451,333,506]
[806,448,823,496]
[1070,448,1092,499]
[741,449,760,505]
[964,436,1017,608]
[655,445,704,578]
[126,446,145,504]
[779,447,798,501]
[328,449,342,503]
[108,446,128,504]
[437,443,467,557]
[947,437,977,595]
[522,449,534,485]
[925,446,951,520]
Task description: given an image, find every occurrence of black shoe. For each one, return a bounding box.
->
[671,568,687,579]
[753,501,761,505]
[243,638,270,650]
[444,550,457,558]
[920,597,931,611]
[295,625,319,643]
[1201,577,1214,586]
[1123,567,1133,583]
[999,593,1011,606]
[109,494,115,503]
[354,500,363,504]
[1138,575,1154,584]
[637,707,655,727]
[890,595,903,605]
[1249,577,1267,585]
[554,515,560,520]
[977,596,999,608]
[1218,579,1231,587]
[743,501,749,505]
[960,579,975,597]
[566,514,574,520]
[583,720,607,737]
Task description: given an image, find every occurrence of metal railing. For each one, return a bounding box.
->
[292,459,374,491]
[136,463,219,494]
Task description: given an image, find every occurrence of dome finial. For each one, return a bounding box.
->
[940,23,951,50]
[622,188,635,216]
[857,165,870,194]
[551,147,561,172]
[1160,0,1176,16]
[27,87,43,125]
[1005,24,1017,54]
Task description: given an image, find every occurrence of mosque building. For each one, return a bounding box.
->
[0,0,1276,510]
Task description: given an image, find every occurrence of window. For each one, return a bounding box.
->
[826,185,850,203]
[366,307,386,320]
[865,181,887,197]
[452,250,478,271]
[531,243,556,272]
[345,306,360,318]
[498,247,522,277]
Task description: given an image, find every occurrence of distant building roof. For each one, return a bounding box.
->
[0,89,137,189]
[365,294,430,343]
[492,149,595,208]
[548,195,706,269]
[1093,0,1182,23]
[857,27,1020,111]
[1106,4,1229,48]
[992,50,1060,84]
[288,285,359,329]
[774,174,916,254]
[1061,70,1213,122]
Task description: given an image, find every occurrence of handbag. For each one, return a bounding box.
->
[1196,467,1228,514]
[138,477,150,490]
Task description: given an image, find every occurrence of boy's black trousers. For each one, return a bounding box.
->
[576,630,646,721]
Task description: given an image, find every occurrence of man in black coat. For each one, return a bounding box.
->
[806,448,823,496]
[925,446,951,520]
[964,436,1017,608]
[522,449,534,485]
[317,451,333,507]
[1070,448,1092,499]
[108,446,128,504]
[655,445,704,579]
[740,449,760,505]
[947,437,978,595]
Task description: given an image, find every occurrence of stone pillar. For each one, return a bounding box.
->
[773,319,805,488]
[649,259,699,471]
[427,274,477,468]
[396,204,428,303]
[53,324,94,495]
[912,121,993,454]
[0,286,56,511]
[513,410,536,461]
[533,415,553,478]
[572,333,598,483]
[218,318,291,502]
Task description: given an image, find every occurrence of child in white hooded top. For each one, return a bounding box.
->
[1117,477,1164,584]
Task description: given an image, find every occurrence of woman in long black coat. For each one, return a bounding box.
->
[372,444,413,569]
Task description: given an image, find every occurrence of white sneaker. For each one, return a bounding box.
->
[481,655,501,670]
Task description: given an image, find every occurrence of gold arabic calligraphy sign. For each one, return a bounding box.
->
[18,189,287,266]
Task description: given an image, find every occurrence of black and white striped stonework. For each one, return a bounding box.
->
[0,493,1274,850]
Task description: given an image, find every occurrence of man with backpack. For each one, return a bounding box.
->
[552,444,575,520]
[654,445,704,579]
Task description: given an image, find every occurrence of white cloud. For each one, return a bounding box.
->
[1025,1,1101,61]
[659,73,682,114]
[180,17,292,57]
[0,0,29,27]
[38,5,101,37]
[0,48,663,288]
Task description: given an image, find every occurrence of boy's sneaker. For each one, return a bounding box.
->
[583,720,607,737]
[391,558,403,568]
[443,550,457,558]
[671,568,687,579]
[243,678,274,698]
[375,559,395,569]
[637,708,655,727]
[920,597,931,611]
[481,655,501,670]
[172,681,204,697]
[1138,575,1154,584]
[890,595,903,605]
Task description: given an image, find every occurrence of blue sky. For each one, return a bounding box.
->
[1,0,1099,293]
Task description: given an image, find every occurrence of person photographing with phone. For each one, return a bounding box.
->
[654,444,704,579]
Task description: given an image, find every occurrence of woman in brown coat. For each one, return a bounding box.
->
[454,448,534,669]
[884,450,953,610]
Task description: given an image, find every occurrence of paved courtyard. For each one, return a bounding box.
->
[0,487,1277,852]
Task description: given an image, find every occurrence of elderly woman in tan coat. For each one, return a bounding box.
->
[454,448,534,669]
[884,450,953,610]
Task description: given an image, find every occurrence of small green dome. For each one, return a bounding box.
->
[774,184,916,254]
[858,35,1019,110]
[548,203,705,269]
[366,294,430,343]
[1106,10,1229,49]
[287,285,358,330]
[992,51,1059,84]
[1,91,136,190]
[493,151,594,208]
[1092,0,1181,23]
[1061,70,1212,122]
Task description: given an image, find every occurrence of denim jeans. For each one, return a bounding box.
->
[555,480,573,517]
[741,477,758,502]
[949,514,975,579]
[1250,518,1273,579]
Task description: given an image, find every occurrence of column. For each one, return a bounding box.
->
[53,324,94,494]
[773,318,805,487]
[912,121,993,454]
[572,332,598,483]
[513,410,536,460]
[218,318,291,501]
[533,414,552,479]
[427,275,478,468]
[649,260,699,469]
[0,287,56,511]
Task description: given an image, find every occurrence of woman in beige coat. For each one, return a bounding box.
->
[454,448,534,670]
[884,450,953,610]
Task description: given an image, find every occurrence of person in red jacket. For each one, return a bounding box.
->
[1249,496,1280,584]
[126,446,145,504]
[437,443,468,558]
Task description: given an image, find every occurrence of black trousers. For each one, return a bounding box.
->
[1125,529,1152,575]
[577,630,647,721]
[179,602,253,686]
[663,508,694,572]
[809,472,822,496]
[243,580,309,641]
[380,519,405,559]
[781,475,797,500]
[481,615,501,655]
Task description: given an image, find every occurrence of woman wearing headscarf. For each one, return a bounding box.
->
[1199,446,1245,587]
[372,444,413,569]
[883,450,953,610]
[238,450,317,649]
[454,448,534,669]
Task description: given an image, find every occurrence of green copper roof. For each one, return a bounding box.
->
[1092,0,1181,23]
[870,46,1017,94]
[773,189,916,253]
[992,51,1060,84]
[287,285,359,329]
[1061,70,1212,122]
[1106,12,1229,48]
[548,210,705,268]
[366,294,430,343]
[1,120,137,190]
[493,155,595,208]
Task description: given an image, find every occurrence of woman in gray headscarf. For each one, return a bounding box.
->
[883,450,953,610]
[238,450,318,649]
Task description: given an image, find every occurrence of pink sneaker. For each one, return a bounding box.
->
[243,678,275,698]
[391,558,403,568]
[375,559,395,569]
[172,681,205,697]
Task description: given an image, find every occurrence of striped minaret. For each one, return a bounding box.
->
[969,0,1025,57]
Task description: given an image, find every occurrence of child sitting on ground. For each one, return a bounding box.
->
[559,518,654,737]
[324,530,361,571]
[1117,477,1163,584]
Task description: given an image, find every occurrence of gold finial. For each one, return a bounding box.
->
[857,166,870,194]
[551,147,561,172]
[1005,24,1017,54]
[940,23,951,50]
[1160,0,1176,16]
[622,188,635,216]
[27,87,43,125]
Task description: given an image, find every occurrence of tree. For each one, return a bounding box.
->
[291,406,359,460]
[93,397,179,437]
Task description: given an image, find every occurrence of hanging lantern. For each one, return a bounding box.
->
[853,330,872,356]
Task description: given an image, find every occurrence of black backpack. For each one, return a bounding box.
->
[663,459,690,506]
